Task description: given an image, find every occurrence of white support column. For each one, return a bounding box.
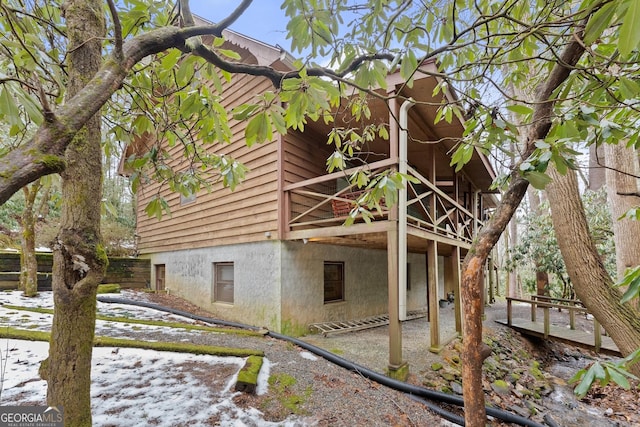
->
[398,99,415,321]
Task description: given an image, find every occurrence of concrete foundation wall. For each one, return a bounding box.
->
[144,240,428,334]
[280,242,428,330]
[143,241,283,330]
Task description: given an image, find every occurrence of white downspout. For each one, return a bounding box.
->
[398,98,415,321]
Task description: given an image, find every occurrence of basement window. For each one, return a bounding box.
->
[213,262,234,304]
[324,261,344,303]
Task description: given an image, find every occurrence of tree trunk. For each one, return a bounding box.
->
[43,1,107,425]
[604,143,640,281]
[589,144,606,191]
[19,181,42,297]
[508,216,518,297]
[460,33,585,426]
[546,167,640,375]
[461,176,530,425]
[528,189,549,295]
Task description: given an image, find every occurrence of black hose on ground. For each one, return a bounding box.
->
[407,394,466,426]
[98,296,263,331]
[97,296,548,427]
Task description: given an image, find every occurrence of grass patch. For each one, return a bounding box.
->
[97,284,121,294]
[265,373,311,415]
[0,327,264,357]
[2,304,263,337]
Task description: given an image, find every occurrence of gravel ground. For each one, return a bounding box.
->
[111,290,639,427]
[107,291,454,426]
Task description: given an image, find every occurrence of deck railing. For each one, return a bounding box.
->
[283,160,481,243]
[506,296,603,351]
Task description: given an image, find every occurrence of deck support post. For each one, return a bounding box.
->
[387,219,403,369]
[386,97,405,377]
[427,239,440,352]
[452,246,462,335]
[398,98,414,321]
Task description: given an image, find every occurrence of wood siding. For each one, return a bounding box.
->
[283,127,336,223]
[136,72,280,254]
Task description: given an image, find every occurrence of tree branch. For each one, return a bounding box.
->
[106,0,123,61]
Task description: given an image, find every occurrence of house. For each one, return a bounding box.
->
[123,24,496,377]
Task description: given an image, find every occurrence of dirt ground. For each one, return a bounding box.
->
[140,291,640,426]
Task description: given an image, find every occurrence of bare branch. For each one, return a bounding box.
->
[106,0,123,61]
[35,77,55,124]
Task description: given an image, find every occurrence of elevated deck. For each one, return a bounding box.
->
[500,296,621,356]
[495,318,620,355]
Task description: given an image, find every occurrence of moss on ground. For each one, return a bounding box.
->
[97,284,121,294]
[235,355,264,393]
[2,304,263,337]
[0,327,264,357]
[265,373,311,415]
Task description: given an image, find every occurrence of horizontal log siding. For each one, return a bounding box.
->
[283,129,336,222]
[137,73,279,253]
[283,128,332,184]
[0,253,149,289]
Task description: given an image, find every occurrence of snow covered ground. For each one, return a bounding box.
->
[0,290,300,426]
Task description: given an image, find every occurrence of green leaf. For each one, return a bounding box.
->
[218,48,241,60]
[506,104,533,115]
[245,112,271,146]
[13,88,43,125]
[519,161,533,171]
[607,367,632,389]
[620,207,640,221]
[145,196,170,221]
[400,50,418,86]
[572,365,596,397]
[524,171,552,190]
[619,77,640,100]
[0,87,22,127]
[616,265,640,304]
[269,109,287,135]
[450,144,474,172]
[583,1,617,45]
[232,104,261,121]
[592,361,607,381]
[176,56,194,83]
[619,0,640,57]
[534,140,551,149]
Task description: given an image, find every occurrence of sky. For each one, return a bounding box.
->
[0,290,317,426]
[189,1,292,51]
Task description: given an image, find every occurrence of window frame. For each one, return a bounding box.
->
[213,262,234,304]
[323,261,345,303]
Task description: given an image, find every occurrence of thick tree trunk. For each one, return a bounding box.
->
[461,177,530,425]
[604,143,640,281]
[589,144,606,191]
[508,217,518,297]
[547,167,640,375]
[528,189,549,295]
[19,182,41,297]
[460,33,585,426]
[43,1,107,425]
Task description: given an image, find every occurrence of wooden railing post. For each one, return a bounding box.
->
[569,300,576,330]
[594,317,601,352]
[543,306,550,339]
[531,295,537,322]
[507,298,512,326]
